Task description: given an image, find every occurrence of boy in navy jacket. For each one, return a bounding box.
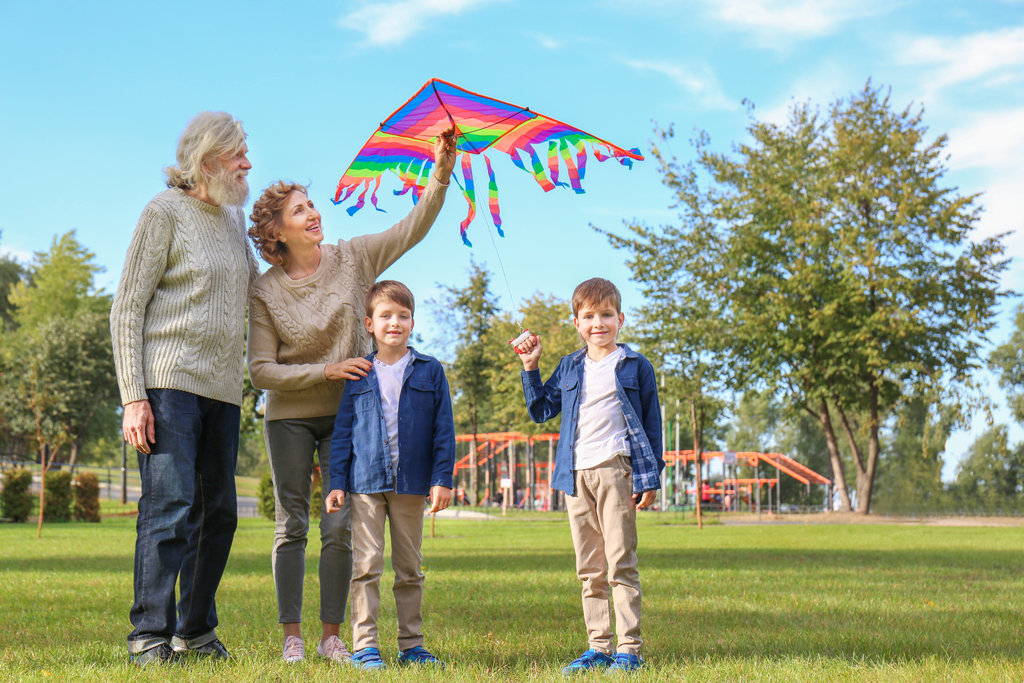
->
[513,278,663,674]
[325,280,454,670]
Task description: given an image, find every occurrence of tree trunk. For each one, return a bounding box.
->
[857,383,880,514]
[812,399,852,511]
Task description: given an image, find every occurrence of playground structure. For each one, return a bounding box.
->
[452,432,832,514]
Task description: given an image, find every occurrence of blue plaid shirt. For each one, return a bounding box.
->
[521,344,663,496]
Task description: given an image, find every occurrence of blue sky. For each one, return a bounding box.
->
[1,0,1022,476]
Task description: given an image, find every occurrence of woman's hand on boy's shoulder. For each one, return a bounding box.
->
[513,334,542,371]
[325,357,372,381]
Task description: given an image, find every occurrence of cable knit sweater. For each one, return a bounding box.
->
[110,188,259,407]
[247,178,448,421]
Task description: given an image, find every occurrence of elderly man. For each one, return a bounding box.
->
[111,111,258,665]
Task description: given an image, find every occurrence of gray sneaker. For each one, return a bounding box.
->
[130,643,179,666]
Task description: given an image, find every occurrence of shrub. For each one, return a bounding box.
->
[43,470,73,522]
[1,468,33,522]
[257,468,324,522]
[73,472,101,522]
[310,466,322,520]
[258,472,275,521]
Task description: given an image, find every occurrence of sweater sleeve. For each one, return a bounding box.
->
[246,291,331,391]
[350,177,448,279]
[110,203,172,405]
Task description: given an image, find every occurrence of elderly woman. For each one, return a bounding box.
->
[111,111,258,665]
[246,129,456,664]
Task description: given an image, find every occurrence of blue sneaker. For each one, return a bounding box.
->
[398,645,444,668]
[562,649,614,674]
[351,647,387,670]
[608,652,644,672]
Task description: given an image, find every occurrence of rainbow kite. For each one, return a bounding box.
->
[333,78,643,246]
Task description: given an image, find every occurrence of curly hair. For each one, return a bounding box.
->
[248,181,308,266]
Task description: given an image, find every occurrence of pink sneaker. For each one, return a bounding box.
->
[282,635,304,662]
[317,635,352,664]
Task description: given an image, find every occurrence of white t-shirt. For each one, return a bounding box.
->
[574,346,629,470]
[374,350,413,473]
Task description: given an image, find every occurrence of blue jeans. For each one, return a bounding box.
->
[127,389,239,654]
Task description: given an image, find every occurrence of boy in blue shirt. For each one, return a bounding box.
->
[513,278,663,674]
[325,280,454,670]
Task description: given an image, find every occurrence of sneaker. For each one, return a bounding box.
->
[608,652,644,672]
[282,635,305,663]
[130,642,179,666]
[398,645,444,668]
[317,635,351,664]
[562,649,614,674]
[351,646,387,670]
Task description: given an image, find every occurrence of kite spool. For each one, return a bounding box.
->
[509,329,533,353]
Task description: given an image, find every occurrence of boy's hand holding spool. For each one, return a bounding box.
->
[512,332,542,371]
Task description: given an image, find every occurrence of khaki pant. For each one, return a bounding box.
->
[565,455,642,655]
[349,491,426,652]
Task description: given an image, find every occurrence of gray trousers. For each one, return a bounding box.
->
[265,416,352,624]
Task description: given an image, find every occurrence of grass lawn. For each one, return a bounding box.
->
[1,513,1022,681]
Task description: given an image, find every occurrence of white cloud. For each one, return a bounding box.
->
[621,58,737,110]
[340,0,502,46]
[704,0,887,43]
[531,33,562,51]
[947,107,1024,170]
[0,245,32,264]
[899,26,1024,96]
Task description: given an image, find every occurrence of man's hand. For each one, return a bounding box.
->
[123,399,156,454]
[513,334,542,371]
[633,490,657,510]
[325,357,372,381]
[325,489,346,513]
[427,485,452,514]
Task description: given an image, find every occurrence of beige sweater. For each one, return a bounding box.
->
[110,188,259,407]
[247,179,448,420]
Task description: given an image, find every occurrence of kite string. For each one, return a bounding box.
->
[484,214,525,332]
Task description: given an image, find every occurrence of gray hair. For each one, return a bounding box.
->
[164,111,246,190]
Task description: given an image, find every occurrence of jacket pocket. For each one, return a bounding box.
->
[407,379,434,412]
[350,384,376,413]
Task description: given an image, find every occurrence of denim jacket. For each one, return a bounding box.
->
[329,347,455,495]
[521,344,663,496]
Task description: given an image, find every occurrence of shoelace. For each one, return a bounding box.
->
[282,636,304,661]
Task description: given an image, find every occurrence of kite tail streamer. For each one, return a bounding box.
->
[346,179,371,216]
[459,154,477,246]
[368,176,385,212]
[559,139,584,194]
[547,141,567,189]
[484,155,503,235]
[574,138,588,181]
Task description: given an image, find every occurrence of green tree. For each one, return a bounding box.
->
[871,395,953,514]
[0,232,119,535]
[651,83,1008,513]
[0,232,26,332]
[951,425,1024,513]
[989,303,1024,423]
[598,125,734,525]
[432,259,500,505]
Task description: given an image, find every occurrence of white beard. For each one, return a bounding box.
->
[207,165,249,207]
